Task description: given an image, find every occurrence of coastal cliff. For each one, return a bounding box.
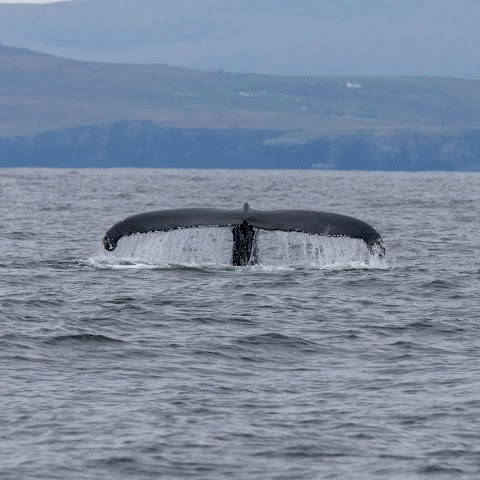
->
[2,122,479,170]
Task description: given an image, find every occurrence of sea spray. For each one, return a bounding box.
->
[256,230,378,267]
[94,227,385,269]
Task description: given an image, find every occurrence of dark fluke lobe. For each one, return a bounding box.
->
[103,203,385,265]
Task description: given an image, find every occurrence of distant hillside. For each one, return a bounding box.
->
[0,0,478,78]
[1,45,480,170]
[2,44,480,137]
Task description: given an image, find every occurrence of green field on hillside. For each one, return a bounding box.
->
[2,44,480,141]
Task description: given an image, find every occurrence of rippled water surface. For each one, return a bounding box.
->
[1,169,480,479]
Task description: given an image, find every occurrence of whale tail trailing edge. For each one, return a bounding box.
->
[103,202,385,266]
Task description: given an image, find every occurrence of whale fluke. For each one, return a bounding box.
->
[103,204,385,265]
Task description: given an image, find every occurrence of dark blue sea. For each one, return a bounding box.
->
[1,169,480,479]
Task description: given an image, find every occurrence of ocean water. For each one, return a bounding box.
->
[1,169,479,479]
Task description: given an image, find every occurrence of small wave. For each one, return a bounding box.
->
[417,464,465,475]
[22,259,88,270]
[235,333,319,351]
[5,231,36,240]
[43,260,85,270]
[92,456,138,467]
[419,279,459,289]
[44,334,124,345]
[3,296,66,307]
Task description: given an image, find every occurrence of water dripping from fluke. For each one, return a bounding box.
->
[93,203,387,270]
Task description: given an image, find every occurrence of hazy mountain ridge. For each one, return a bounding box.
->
[0,0,478,78]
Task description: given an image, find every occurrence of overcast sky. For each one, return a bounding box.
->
[0,0,477,78]
[0,1,70,3]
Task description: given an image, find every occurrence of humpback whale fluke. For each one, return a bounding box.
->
[103,204,385,265]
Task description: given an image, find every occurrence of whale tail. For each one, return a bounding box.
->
[103,203,385,265]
